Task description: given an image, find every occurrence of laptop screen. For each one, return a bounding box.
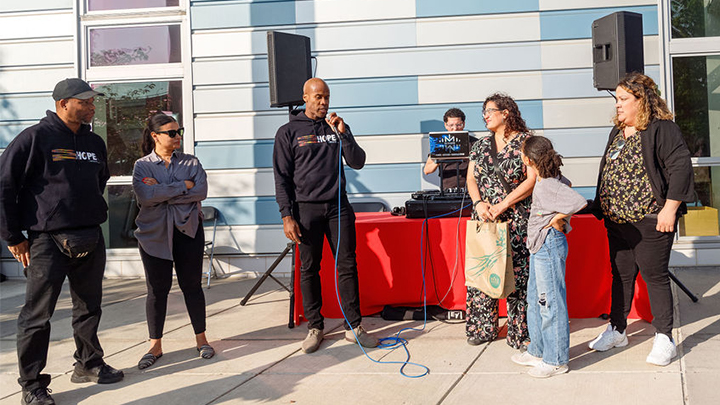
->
[429,131,470,160]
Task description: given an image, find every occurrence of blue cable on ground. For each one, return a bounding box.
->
[329,130,471,378]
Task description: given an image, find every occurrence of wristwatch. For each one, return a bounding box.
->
[472,200,482,209]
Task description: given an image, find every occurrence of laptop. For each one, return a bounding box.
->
[428,131,470,160]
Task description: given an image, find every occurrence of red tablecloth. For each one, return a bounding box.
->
[293,213,652,325]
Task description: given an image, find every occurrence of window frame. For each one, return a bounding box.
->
[662,0,720,241]
[79,0,194,249]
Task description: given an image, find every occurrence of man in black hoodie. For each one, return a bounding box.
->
[0,78,123,405]
[273,78,378,354]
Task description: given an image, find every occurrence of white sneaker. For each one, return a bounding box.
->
[588,324,628,351]
[511,351,543,367]
[646,333,677,366]
[528,362,569,378]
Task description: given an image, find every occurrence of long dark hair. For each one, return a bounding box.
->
[613,72,673,131]
[141,113,177,156]
[522,136,563,179]
[483,92,531,136]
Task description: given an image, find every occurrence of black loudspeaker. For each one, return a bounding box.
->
[592,11,644,91]
[267,31,312,108]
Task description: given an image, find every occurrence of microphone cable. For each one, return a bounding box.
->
[329,124,432,378]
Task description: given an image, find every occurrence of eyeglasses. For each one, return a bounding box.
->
[482,108,501,117]
[155,128,185,138]
[608,138,626,160]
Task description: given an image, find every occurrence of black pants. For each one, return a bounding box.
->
[605,217,675,337]
[17,230,106,391]
[296,198,362,330]
[139,226,206,339]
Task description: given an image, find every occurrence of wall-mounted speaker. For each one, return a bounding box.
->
[267,31,312,108]
[592,11,644,91]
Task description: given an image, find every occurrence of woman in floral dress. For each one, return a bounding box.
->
[466,93,535,349]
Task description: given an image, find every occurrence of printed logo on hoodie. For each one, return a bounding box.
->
[297,133,338,147]
[52,149,100,163]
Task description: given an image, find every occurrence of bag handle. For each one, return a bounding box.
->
[489,135,513,195]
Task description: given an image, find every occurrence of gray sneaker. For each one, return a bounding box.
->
[345,325,378,348]
[301,328,324,353]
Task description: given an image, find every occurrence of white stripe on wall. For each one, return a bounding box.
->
[0,10,74,40]
[0,37,74,67]
[538,0,657,11]
[0,65,75,93]
[418,71,543,104]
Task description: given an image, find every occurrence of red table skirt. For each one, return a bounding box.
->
[293,213,652,325]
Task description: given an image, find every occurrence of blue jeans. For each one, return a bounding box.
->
[527,228,569,366]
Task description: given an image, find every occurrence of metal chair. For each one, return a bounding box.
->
[201,206,220,288]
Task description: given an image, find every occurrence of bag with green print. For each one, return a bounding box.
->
[464,220,515,299]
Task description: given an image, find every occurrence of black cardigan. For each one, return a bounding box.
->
[591,119,695,220]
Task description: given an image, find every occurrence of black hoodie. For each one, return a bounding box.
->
[273,110,366,218]
[0,110,110,245]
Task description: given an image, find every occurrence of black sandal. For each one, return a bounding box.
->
[197,344,215,359]
[138,352,162,370]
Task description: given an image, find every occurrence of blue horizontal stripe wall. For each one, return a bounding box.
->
[205,163,422,224]
[0,124,32,148]
[196,139,274,169]
[191,0,296,29]
[542,66,661,99]
[416,0,539,17]
[540,6,657,41]
[338,100,543,136]
[0,94,53,122]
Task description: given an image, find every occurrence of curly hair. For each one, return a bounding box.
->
[141,113,177,156]
[613,73,673,131]
[443,107,465,123]
[522,135,563,179]
[483,92,532,136]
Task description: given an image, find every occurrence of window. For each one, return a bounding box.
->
[82,4,189,249]
[89,25,181,67]
[88,0,179,12]
[669,0,720,237]
[671,0,720,39]
[92,81,183,177]
[672,55,720,236]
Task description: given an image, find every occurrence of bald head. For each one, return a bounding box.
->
[302,78,330,120]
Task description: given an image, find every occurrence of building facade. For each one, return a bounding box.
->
[1,0,719,278]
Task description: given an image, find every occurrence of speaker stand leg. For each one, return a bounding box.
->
[240,242,294,306]
[669,271,698,303]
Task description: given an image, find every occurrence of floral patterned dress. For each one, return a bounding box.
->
[466,133,531,349]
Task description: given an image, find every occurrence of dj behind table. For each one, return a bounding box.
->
[407,131,474,218]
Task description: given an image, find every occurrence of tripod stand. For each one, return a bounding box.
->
[240,242,297,328]
[670,271,698,302]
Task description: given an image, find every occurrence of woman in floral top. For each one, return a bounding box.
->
[589,73,693,367]
[466,93,536,349]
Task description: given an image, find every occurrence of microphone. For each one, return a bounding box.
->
[326,116,342,138]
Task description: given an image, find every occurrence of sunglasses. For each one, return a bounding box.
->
[155,128,185,138]
[608,138,626,160]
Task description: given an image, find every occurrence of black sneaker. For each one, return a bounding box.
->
[70,363,124,384]
[21,388,55,405]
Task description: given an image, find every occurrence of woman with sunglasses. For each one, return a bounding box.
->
[589,73,693,366]
[132,113,214,370]
[466,93,536,349]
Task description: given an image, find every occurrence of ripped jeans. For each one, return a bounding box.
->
[527,228,569,366]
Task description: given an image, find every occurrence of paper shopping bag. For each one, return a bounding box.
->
[464,220,515,299]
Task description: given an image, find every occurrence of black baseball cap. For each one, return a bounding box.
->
[52,78,105,101]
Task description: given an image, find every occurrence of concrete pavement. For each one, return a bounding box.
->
[0,267,718,405]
